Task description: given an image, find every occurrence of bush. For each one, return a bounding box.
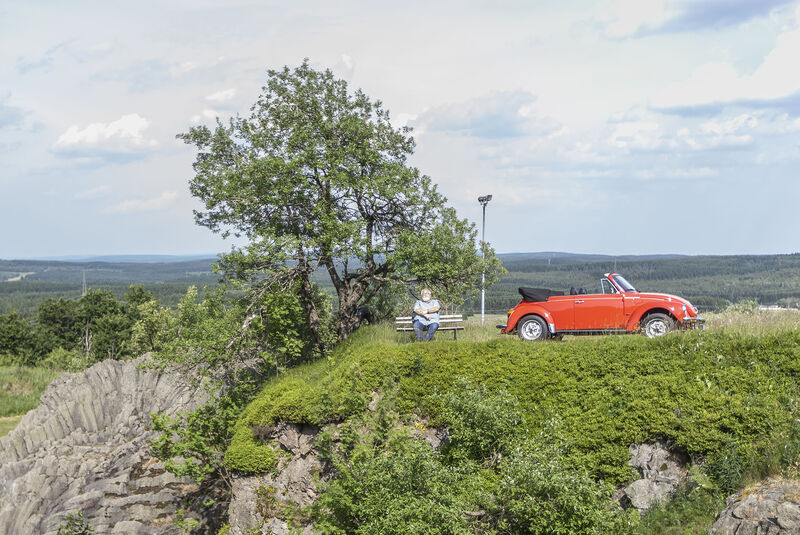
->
[57,511,93,535]
[41,348,94,372]
[313,380,621,535]
[230,328,800,488]
[495,434,619,534]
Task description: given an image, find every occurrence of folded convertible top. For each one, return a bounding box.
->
[518,287,564,302]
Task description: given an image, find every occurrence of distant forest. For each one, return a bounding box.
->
[0,258,220,316]
[3,253,800,317]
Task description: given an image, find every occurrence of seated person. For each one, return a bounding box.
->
[413,288,440,342]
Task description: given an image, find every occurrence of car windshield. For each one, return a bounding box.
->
[613,275,637,292]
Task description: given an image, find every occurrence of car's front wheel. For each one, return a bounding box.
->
[641,313,675,338]
[518,315,548,341]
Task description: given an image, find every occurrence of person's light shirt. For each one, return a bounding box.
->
[413,299,440,326]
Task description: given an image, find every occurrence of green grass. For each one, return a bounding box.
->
[0,415,22,437]
[0,366,61,418]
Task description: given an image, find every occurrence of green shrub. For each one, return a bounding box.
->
[229,328,800,489]
[495,434,619,534]
[313,379,622,535]
[703,444,745,494]
[56,511,93,535]
[41,348,94,372]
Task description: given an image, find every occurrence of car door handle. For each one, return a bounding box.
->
[575,300,584,304]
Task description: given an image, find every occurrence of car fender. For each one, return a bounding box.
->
[625,304,684,331]
[506,304,556,334]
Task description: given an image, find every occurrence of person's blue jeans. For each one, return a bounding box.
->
[413,320,439,341]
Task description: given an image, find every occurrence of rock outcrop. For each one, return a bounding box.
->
[228,423,322,535]
[227,418,450,535]
[0,358,222,535]
[711,478,800,534]
[619,440,689,513]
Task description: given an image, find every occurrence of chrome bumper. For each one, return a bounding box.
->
[496,324,507,331]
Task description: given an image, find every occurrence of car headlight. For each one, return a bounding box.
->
[682,304,687,315]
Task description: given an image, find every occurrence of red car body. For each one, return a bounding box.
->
[498,273,705,340]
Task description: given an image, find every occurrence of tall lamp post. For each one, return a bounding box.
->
[478,194,492,325]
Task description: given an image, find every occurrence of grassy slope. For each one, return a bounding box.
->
[0,416,23,438]
[0,366,61,420]
[227,311,800,487]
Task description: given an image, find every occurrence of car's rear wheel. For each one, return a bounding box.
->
[641,313,675,338]
[518,315,548,341]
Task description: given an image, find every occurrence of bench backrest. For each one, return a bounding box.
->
[395,314,463,325]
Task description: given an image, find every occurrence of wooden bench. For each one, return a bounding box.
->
[395,314,465,340]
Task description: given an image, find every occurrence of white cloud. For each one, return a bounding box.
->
[603,0,676,37]
[335,54,355,80]
[609,120,663,149]
[55,113,157,152]
[653,4,800,108]
[106,191,178,213]
[636,166,718,180]
[394,113,417,128]
[190,108,220,123]
[170,61,198,76]
[206,88,236,102]
[74,185,111,199]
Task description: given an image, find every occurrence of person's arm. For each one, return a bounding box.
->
[427,300,440,313]
[413,301,430,318]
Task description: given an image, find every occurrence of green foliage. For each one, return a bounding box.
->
[173,508,200,533]
[145,285,319,488]
[703,444,745,494]
[179,60,500,342]
[435,378,523,466]
[634,484,724,535]
[229,327,800,490]
[494,427,620,534]
[392,207,507,306]
[0,311,35,364]
[0,284,158,367]
[40,347,93,372]
[150,375,261,487]
[313,379,619,534]
[56,511,94,535]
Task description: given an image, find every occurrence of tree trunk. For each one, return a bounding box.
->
[335,285,366,341]
[296,249,322,352]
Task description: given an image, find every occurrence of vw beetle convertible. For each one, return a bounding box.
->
[498,273,705,341]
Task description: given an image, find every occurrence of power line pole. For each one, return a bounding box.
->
[478,195,492,325]
[82,270,87,297]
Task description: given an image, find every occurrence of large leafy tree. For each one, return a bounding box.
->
[180,60,502,343]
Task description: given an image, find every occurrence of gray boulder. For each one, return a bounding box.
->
[0,357,220,535]
[711,478,800,534]
[620,440,689,512]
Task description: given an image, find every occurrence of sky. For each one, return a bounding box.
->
[1,0,799,258]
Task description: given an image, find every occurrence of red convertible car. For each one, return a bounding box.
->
[498,273,705,341]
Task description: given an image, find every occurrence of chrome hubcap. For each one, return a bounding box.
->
[646,319,668,338]
[522,321,542,340]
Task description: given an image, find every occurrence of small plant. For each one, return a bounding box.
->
[174,508,200,533]
[704,444,744,494]
[56,511,94,535]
